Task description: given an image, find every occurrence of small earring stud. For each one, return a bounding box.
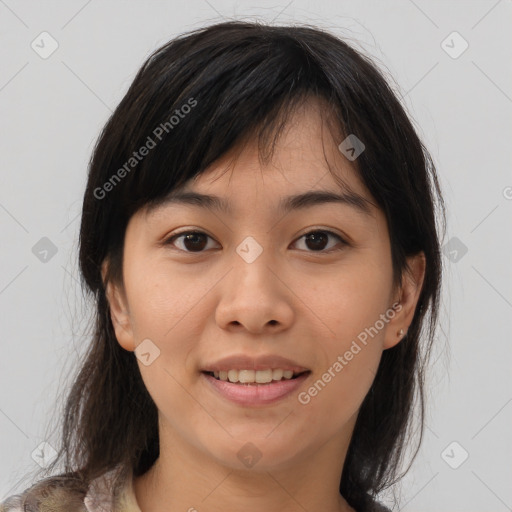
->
[397,328,404,337]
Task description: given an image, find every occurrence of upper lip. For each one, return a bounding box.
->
[201,354,310,373]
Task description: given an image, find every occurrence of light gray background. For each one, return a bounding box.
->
[1,1,511,511]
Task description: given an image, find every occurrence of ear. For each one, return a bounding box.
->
[383,252,426,350]
[101,260,135,352]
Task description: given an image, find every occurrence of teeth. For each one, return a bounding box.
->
[273,369,284,381]
[211,369,298,383]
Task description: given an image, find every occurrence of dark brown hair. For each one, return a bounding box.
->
[12,20,444,512]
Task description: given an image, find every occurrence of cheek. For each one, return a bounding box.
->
[295,260,392,412]
[125,260,213,404]
[126,259,210,342]
[302,258,394,344]
[129,263,206,415]
[298,278,388,425]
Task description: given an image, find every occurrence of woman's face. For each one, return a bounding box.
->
[106,101,424,474]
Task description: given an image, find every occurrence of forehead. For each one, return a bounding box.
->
[145,99,376,217]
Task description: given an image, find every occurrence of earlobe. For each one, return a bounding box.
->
[383,252,426,350]
[101,261,135,352]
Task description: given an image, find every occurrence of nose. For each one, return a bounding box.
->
[214,245,295,334]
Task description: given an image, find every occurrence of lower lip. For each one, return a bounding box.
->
[202,372,310,406]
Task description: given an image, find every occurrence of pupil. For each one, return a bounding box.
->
[184,233,207,251]
[306,232,327,251]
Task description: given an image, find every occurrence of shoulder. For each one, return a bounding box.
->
[0,494,22,512]
[0,474,88,512]
[0,466,129,512]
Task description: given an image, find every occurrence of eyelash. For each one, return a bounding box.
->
[163,229,348,254]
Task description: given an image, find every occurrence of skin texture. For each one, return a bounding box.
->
[104,100,425,512]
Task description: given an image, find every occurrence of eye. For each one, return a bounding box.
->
[163,229,347,253]
[165,231,219,252]
[292,229,347,253]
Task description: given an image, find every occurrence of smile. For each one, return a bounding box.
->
[206,368,308,384]
[202,370,311,406]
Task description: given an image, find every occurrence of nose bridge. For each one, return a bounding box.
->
[232,232,278,294]
[214,232,293,332]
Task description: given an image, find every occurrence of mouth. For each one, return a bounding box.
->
[200,354,311,405]
[201,370,311,406]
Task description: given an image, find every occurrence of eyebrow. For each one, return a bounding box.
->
[152,189,374,216]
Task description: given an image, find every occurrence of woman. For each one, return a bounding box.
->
[1,20,444,512]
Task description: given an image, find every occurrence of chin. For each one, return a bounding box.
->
[204,435,304,472]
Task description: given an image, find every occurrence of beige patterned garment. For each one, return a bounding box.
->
[1,468,395,512]
[0,465,142,512]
